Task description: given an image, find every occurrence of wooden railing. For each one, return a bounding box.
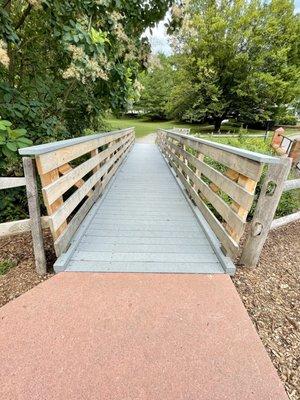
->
[157,129,292,267]
[270,178,300,229]
[0,178,48,238]
[19,128,135,273]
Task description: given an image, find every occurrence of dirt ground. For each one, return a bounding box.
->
[0,229,55,307]
[0,222,299,398]
[233,221,300,400]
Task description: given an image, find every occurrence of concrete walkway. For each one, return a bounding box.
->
[0,273,287,399]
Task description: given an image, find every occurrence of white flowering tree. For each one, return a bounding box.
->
[0,0,174,142]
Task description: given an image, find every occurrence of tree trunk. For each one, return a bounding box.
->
[214,118,223,132]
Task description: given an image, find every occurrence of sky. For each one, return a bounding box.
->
[144,13,172,55]
[146,1,300,55]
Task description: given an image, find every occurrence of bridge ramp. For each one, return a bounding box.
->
[65,143,225,273]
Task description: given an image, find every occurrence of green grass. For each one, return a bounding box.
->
[105,117,204,138]
[0,260,15,275]
[105,117,290,138]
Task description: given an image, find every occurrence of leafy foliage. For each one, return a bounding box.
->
[137,54,175,120]
[0,0,173,144]
[0,0,173,222]
[0,118,32,173]
[167,0,300,131]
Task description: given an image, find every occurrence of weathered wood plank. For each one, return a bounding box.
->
[36,130,133,174]
[0,177,26,190]
[240,158,292,267]
[22,157,47,275]
[19,128,133,156]
[163,129,280,165]
[166,155,239,257]
[167,140,256,209]
[164,145,245,237]
[0,216,49,237]
[36,164,67,239]
[164,132,263,181]
[270,211,300,230]
[54,185,101,256]
[42,135,131,205]
[283,179,300,192]
[54,137,133,255]
[50,138,133,232]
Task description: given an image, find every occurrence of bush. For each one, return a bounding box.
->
[0,118,33,222]
[275,115,298,126]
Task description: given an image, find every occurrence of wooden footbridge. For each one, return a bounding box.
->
[0,128,293,399]
[19,127,292,275]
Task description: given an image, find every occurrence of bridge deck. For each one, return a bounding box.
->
[65,143,225,273]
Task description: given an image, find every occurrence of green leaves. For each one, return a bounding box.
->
[0,118,32,166]
[90,28,108,45]
[167,0,300,130]
[0,120,12,130]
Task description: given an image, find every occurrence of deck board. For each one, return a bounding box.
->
[66,143,224,273]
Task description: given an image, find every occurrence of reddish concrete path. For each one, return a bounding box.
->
[0,273,287,400]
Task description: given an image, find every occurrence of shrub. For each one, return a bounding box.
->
[0,118,32,222]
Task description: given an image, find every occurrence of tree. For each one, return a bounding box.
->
[137,54,174,120]
[167,0,300,131]
[0,0,173,144]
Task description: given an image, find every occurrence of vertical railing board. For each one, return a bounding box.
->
[23,157,47,275]
[240,158,292,267]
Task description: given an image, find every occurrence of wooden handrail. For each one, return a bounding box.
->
[19,128,134,156]
[160,129,281,164]
[157,129,292,267]
[21,128,135,260]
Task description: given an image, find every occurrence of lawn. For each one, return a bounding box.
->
[105,116,300,138]
[105,117,204,138]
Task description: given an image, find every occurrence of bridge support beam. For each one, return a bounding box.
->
[240,158,291,268]
[23,157,47,276]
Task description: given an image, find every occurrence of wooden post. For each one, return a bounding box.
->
[23,157,47,275]
[288,139,300,166]
[240,158,292,268]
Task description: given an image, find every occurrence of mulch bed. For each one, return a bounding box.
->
[0,229,55,307]
[0,222,299,398]
[232,221,300,400]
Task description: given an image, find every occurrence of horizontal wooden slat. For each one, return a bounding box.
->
[166,154,239,257]
[50,138,133,232]
[270,211,300,229]
[54,138,134,255]
[36,130,133,175]
[283,179,300,191]
[0,216,49,237]
[166,140,254,210]
[164,132,263,181]
[164,145,245,238]
[54,186,101,256]
[19,128,133,156]
[43,135,131,205]
[0,177,26,190]
[162,129,280,165]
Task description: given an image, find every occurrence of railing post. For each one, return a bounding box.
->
[23,157,47,275]
[289,138,300,166]
[240,157,292,268]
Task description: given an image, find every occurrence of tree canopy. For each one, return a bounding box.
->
[0,0,173,147]
[166,0,300,130]
[137,54,175,120]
